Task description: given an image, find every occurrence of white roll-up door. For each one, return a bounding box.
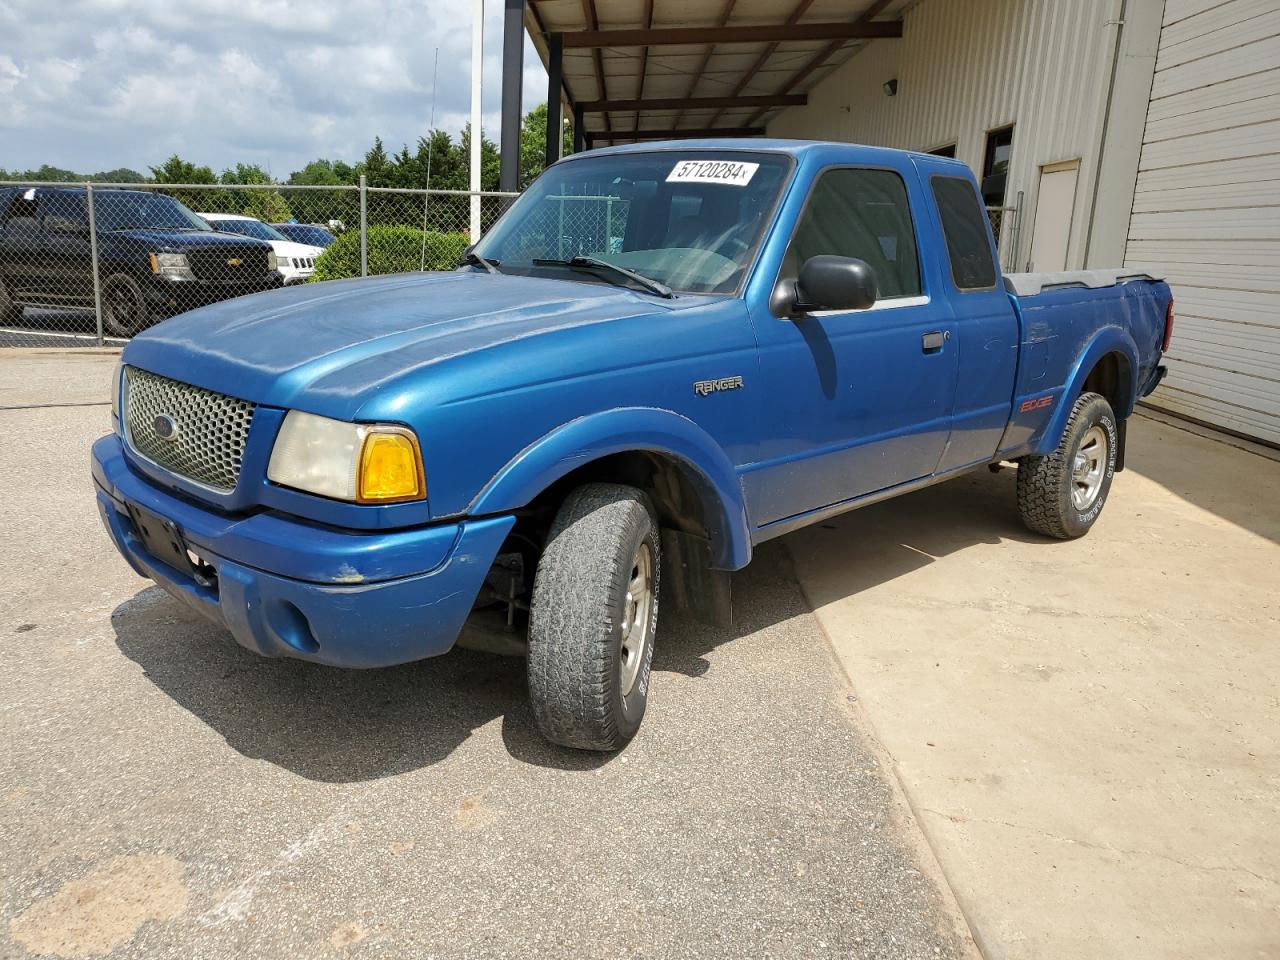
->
[1124,0,1280,445]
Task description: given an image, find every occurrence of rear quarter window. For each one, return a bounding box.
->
[931,175,998,290]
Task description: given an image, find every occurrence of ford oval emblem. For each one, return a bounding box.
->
[153,414,180,441]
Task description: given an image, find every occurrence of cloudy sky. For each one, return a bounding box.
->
[0,0,549,176]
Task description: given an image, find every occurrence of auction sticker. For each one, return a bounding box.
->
[666,160,759,186]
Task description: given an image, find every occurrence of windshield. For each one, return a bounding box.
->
[275,224,335,247]
[96,193,210,232]
[474,151,791,295]
[209,218,288,242]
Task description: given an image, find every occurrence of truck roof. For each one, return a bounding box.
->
[567,137,970,169]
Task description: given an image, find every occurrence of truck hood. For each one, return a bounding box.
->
[123,270,696,414]
[269,239,325,260]
[108,228,271,252]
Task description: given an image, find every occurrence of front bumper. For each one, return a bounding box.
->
[92,434,514,668]
[143,273,283,313]
[280,267,316,286]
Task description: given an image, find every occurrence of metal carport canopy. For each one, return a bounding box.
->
[522,0,910,160]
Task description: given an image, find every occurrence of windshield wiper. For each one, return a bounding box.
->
[531,255,673,299]
[460,250,501,275]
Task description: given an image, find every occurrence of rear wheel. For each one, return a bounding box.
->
[102,273,149,338]
[527,483,660,751]
[1017,391,1118,539]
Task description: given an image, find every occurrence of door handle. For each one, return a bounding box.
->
[922,330,950,353]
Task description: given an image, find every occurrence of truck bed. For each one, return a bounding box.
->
[1003,269,1164,297]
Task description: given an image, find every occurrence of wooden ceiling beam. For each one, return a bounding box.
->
[562,20,902,48]
[589,127,766,143]
[581,0,610,134]
[673,0,738,130]
[706,0,815,129]
[580,94,807,112]
[743,0,898,128]
[634,0,654,133]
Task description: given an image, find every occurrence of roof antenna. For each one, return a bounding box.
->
[420,46,440,272]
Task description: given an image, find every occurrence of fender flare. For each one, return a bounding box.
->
[469,407,753,570]
[1036,326,1139,456]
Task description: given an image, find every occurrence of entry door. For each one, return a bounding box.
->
[1027,160,1079,272]
[745,166,957,527]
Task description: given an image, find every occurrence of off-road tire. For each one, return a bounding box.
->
[0,275,22,325]
[102,273,150,338]
[528,483,660,751]
[1017,391,1118,539]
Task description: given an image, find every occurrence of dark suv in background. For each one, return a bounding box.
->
[0,187,281,337]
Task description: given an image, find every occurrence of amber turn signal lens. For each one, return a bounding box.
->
[357,431,424,503]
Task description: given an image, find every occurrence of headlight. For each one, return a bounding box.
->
[110,360,123,421]
[149,252,194,280]
[267,251,279,272]
[267,411,425,503]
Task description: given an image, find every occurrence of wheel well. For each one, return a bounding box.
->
[525,451,711,544]
[1082,352,1131,417]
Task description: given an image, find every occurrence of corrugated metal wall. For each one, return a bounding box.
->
[1124,0,1280,446]
[768,0,1123,271]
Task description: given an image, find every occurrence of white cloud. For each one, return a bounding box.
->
[0,0,548,175]
[0,53,26,124]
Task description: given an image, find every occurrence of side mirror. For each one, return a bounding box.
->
[794,255,877,313]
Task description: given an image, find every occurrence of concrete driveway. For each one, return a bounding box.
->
[0,349,976,959]
[4,348,1276,959]
[789,413,1280,959]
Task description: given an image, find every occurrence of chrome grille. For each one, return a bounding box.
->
[187,245,269,282]
[124,367,255,492]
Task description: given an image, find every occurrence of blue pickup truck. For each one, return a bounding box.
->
[92,140,1172,750]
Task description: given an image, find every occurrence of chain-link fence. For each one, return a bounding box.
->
[1,176,1027,348]
[0,180,518,346]
[987,189,1023,273]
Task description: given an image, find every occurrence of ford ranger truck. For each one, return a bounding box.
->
[92,140,1172,751]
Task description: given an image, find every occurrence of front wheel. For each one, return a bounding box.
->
[527,483,660,751]
[1016,391,1118,539]
[101,273,150,338]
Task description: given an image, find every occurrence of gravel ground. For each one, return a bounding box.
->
[0,351,977,960]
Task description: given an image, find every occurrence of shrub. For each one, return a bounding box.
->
[311,225,470,282]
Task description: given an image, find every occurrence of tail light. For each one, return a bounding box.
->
[1162,298,1174,353]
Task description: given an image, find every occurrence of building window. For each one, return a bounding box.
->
[981,125,1014,206]
[929,144,957,159]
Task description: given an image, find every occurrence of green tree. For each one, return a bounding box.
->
[93,167,146,183]
[217,164,292,222]
[311,225,468,281]
[150,155,219,210]
[150,155,217,184]
[0,165,145,184]
[360,137,394,187]
[414,129,466,190]
[518,102,574,188]
[286,159,357,229]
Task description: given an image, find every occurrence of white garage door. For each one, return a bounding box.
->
[1124,0,1280,446]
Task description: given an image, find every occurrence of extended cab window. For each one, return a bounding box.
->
[782,168,921,300]
[931,175,998,290]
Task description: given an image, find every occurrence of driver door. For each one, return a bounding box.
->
[38,192,95,310]
[744,165,957,527]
